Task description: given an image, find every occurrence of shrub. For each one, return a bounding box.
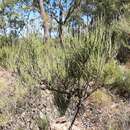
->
[0,23,127,114]
[64,24,118,89]
[103,59,130,96]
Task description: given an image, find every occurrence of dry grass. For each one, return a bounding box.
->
[89,89,113,107]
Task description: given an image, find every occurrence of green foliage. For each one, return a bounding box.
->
[103,60,123,85]
[0,22,129,115]
[0,0,20,10]
[65,24,118,87]
[36,115,49,130]
[0,35,66,87]
[113,69,130,92]
[103,59,130,92]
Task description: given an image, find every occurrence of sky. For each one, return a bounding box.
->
[0,0,90,38]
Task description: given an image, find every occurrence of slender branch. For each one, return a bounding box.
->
[68,82,103,130]
[63,0,81,25]
[83,84,103,101]
[50,11,61,24]
[68,98,81,130]
[40,85,70,95]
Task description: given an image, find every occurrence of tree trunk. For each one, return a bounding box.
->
[77,25,80,40]
[72,18,75,37]
[39,0,49,43]
[58,7,64,47]
[58,23,63,47]
[72,27,75,37]
[49,15,53,38]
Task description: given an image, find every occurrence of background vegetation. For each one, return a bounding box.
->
[1,0,130,130]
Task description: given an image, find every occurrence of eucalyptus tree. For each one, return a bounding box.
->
[0,0,82,44]
[81,0,130,25]
[0,1,26,45]
[32,0,50,42]
[0,0,50,42]
[46,0,81,45]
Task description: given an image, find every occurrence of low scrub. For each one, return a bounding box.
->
[0,23,130,114]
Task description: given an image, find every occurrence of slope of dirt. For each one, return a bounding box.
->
[0,67,59,130]
[51,89,130,130]
[0,67,130,130]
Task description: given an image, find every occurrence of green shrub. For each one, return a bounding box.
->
[103,59,124,85]
[103,59,130,93]
[64,24,118,88]
[0,23,128,114]
[0,35,66,87]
